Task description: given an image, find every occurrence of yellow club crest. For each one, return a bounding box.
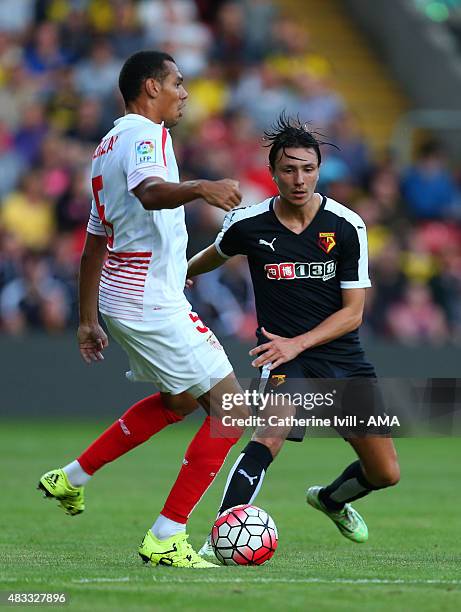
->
[318,232,336,254]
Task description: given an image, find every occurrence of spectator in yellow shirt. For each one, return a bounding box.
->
[1,170,55,251]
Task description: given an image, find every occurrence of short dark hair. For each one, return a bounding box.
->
[264,113,334,169]
[118,50,176,105]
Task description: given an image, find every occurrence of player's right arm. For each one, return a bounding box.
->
[77,232,109,364]
[133,177,241,212]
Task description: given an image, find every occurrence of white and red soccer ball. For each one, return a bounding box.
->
[211,504,278,566]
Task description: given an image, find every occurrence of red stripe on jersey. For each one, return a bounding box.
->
[100,278,145,294]
[107,254,149,265]
[103,269,147,283]
[99,300,142,311]
[99,294,142,308]
[102,268,146,282]
[106,261,149,271]
[162,128,167,166]
[108,254,150,263]
[108,251,152,258]
[104,265,147,279]
[99,287,143,304]
[104,261,148,274]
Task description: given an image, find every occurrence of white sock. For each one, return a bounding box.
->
[63,460,91,487]
[151,515,186,540]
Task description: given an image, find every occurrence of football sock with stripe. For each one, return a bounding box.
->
[75,393,184,477]
[319,460,378,511]
[219,441,273,515]
[160,416,239,528]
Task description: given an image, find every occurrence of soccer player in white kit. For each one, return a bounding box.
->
[38,51,246,568]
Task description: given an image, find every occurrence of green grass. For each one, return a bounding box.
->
[0,420,460,611]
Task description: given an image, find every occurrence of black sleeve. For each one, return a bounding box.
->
[338,221,371,289]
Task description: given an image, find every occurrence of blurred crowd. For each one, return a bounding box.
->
[0,0,461,345]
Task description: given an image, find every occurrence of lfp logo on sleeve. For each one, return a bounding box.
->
[135,140,156,164]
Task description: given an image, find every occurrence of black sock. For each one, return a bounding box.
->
[319,460,378,511]
[219,441,273,515]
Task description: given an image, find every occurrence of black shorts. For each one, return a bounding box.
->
[255,354,388,441]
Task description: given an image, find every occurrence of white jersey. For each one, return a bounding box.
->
[87,113,189,321]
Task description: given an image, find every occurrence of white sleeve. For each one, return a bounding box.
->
[124,125,169,192]
[86,199,106,236]
[339,221,371,289]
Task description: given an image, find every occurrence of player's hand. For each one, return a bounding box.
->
[77,323,109,364]
[249,327,302,370]
[185,278,194,289]
[200,179,242,212]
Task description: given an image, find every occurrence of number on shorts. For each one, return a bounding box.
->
[189,312,209,333]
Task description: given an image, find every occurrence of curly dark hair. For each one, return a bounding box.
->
[263,112,336,169]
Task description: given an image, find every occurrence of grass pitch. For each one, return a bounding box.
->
[0,420,460,611]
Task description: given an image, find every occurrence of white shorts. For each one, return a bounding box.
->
[102,310,233,398]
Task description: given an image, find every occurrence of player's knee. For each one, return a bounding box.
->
[370,463,400,488]
[162,392,198,417]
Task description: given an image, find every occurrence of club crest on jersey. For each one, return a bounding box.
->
[270,374,286,387]
[318,232,336,254]
[135,140,156,164]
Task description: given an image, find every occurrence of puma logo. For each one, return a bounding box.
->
[118,418,131,436]
[238,468,259,486]
[259,238,277,251]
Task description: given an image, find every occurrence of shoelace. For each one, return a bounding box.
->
[339,506,358,529]
[175,536,202,562]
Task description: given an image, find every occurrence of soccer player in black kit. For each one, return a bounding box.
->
[187,115,401,557]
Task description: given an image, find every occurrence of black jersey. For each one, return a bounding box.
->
[214,195,371,362]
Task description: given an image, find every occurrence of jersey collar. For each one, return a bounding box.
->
[269,194,327,235]
[113,113,164,127]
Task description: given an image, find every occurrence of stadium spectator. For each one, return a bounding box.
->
[73,38,121,100]
[329,111,372,186]
[209,1,264,74]
[24,21,69,87]
[293,72,345,130]
[14,103,48,166]
[401,140,460,220]
[1,171,55,251]
[386,282,449,345]
[0,253,70,334]
[141,0,211,78]
[0,122,23,198]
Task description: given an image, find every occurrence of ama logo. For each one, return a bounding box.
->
[135,140,156,164]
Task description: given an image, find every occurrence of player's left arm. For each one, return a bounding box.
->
[250,289,366,369]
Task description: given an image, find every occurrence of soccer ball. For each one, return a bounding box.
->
[211,504,278,566]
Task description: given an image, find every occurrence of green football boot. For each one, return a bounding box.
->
[306,485,368,543]
[38,469,85,516]
[139,530,218,568]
